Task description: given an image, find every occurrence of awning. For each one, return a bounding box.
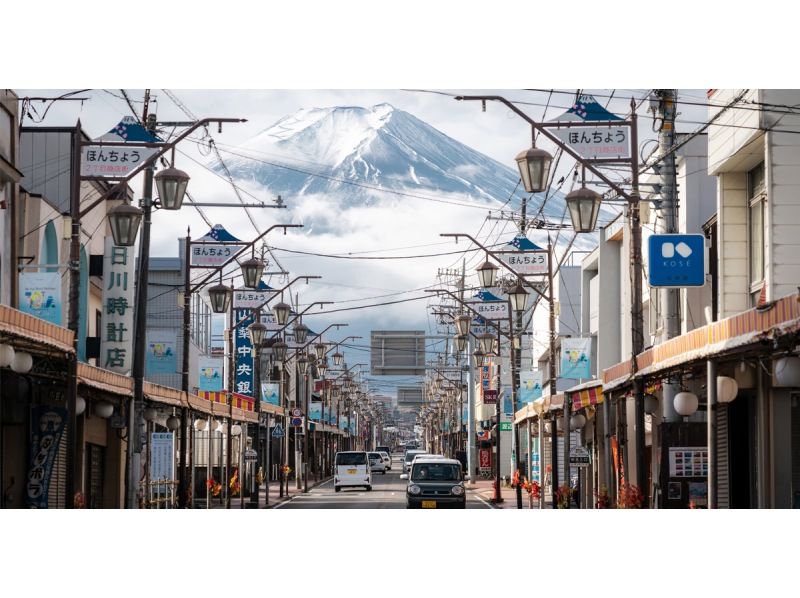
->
[144,381,183,407]
[0,305,74,355]
[513,393,565,424]
[565,380,604,410]
[78,363,133,397]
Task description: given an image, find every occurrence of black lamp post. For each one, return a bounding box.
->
[455,314,472,337]
[565,186,603,233]
[107,202,143,247]
[294,322,310,345]
[508,283,529,313]
[208,281,232,314]
[314,342,327,361]
[272,340,288,363]
[332,351,344,366]
[472,348,487,368]
[240,256,265,289]
[515,146,553,193]
[455,334,468,353]
[477,332,495,355]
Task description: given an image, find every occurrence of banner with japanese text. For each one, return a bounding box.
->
[146,330,177,374]
[26,406,68,508]
[233,308,255,398]
[100,236,135,375]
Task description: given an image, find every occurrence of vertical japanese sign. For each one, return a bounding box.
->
[146,330,177,374]
[518,371,543,404]
[262,382,280,406]
[150,432,175,481]
[198,357,224,392]
[100,236,135,374]
[531,442,540,483]
[26,406,68,508]
[19,272,62,325]
[233,307,255,398]
[560,337,592,379]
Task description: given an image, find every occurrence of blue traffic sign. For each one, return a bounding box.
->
[290,417,303,427]
[648,234,706,288]
[271,423,285,438]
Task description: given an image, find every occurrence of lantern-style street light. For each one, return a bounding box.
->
[314,342,327,361]
[565,185,603,233]
[472,348,487,368]
[515,146,553,193]
[478,332,494,355]
[272,340,288,363]
[207,282,232,314]
[332,351,344,366]
[240,256,265,289]
[272,300,291,326]
[455,314,472,337]
[248,319,267,347]
[508,283,529,313]
[297,353,310,376]
[476,260,499,289]
[107,202,143,247]
[455,334,468,353]
[294,322,309,345]
[154,167,190,210]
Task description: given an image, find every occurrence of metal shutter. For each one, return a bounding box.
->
[716,404,730,509]
[791,394,800,504]
[47,423,67,509]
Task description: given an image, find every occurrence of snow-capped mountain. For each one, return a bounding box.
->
[217,103,569,220]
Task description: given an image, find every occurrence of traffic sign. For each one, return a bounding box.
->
[569,446,590,466]
[648,234,706,288]
[244,449,257,461]
[290,416,303,427]
[271,424,285,438]
[291,408,302,418]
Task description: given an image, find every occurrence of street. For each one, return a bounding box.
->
[273,454,494,509]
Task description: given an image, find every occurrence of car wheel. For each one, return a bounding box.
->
[335,486,341,493]
[366,485,372,491]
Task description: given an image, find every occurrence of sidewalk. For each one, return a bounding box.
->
[466,478,541,508]
[203,475,332,509]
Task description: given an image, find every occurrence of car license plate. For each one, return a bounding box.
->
[421,500,437,509]
[347,469,356,474]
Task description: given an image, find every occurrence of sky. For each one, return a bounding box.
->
[15,88,713,396]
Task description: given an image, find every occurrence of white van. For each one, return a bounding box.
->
[334,451,372,492]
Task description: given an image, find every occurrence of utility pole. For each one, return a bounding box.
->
[655,89,680,424]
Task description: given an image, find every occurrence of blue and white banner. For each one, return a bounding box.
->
[19,272,62,325]
[233,308,255,398]
[519,371,543,404]
[198,357,224,392]
[150,432,175,482]
[26,406,68,508]
[560,337,592,380]
[146,330,177,374]
[262,382,280,406]
[309,401,322,422]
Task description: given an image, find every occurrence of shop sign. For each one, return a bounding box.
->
[150,432,174,481]
[198,357,223,392]
[19,272,62,325]
[146,329,177,374]
[100,236,135,375]
[26,406,68,508]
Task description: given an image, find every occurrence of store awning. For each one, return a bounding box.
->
[0,304,74,355]
[78,363,133,397]
[513,393,565,424]
[144,381,183,407]
[565,379,604,410]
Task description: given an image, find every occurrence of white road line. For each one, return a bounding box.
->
[472,494,496,509]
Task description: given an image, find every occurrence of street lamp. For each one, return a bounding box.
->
[332,351,344,366]
[248,319,267,347]
[294,322,309,345]
[314,342,327,361]
[472,348,487,368]
[272,340,288,362]
[297,353,310,376]
[515,146,553,193]
[455,334,468,353]
[476,260,499,289]
[208,282,232,314]
[273,300,291,326]
[508,282,529,313]
[317,357,328,376]
[240,256,265,289]
[455,314,472,337]
[154,167,190,210]
[107,202,143,247]
[477,332,494,355]
[565,185,603,233]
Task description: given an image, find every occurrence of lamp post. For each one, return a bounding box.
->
[456,93,646,505]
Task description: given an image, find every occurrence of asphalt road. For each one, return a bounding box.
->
[273,453,494,509]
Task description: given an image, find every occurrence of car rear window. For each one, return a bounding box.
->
[336,453,367,466]
[369,453,381,459]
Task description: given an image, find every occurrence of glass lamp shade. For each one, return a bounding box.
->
[331,385,341,399]
[314,343,327,360]
[10,351,33,373]
[472,349,486,368]
[566,186,602,233]
[455,314,472,337]
[75,396,87,416]
[107,202,143,247]
[476,260,499,288]
[332,351,344,366]
[569,413,586,430]
[478,332,495,355]
[774,355,800,387]
[231,424,242,436]
[248,320,268,347]
[272,340,288,362]
[674,391,699,417]
[509,283,529,313]
[317,358,329,376]
[342,374,352,389]
[240,257,265,289]
[455,334,468,353]
[297,353,309,375]
[207,283,232,314]
[294,323,309,345]
[166,415,181,431]
[716,376,739,403]
[273,301,291,326]
[194,418,208,431]
[144,406,159,422]
[515,147,553,193]
[155,167,190,210]
[0,343,15,367]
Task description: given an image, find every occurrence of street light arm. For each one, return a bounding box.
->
[189,224,304,294]
[440,233,548,302]
[265,301,334,342]
[229,276,322,330]
[455,95,634,202]
[300,323,349,350]
[77,117,247,219]
[424,288,512,341]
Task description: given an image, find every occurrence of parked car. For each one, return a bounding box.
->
[379,451,392,470]
[368,452,387,474]
[400,457,467,509]
[334,451,372,492]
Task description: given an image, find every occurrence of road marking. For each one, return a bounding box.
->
[472,494,496,509]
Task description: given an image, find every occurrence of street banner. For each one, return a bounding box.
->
[191,225,246,267]
[19,272,62,325]
[465,298,508,320]
[518,371,543,404]
[560,337,591,379]
[233,289,273,310]
[548,95,630,160]
[81,116,160,178]
[262,382,280,406]
[100,236,135,375]
[497,238,548,276]
[146,330,177,374]
[309,401,322,422]
[26,406,68,508]
[198,357,224,392]
[150,432,175,481]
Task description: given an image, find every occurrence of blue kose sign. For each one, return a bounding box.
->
[648,234,706,288]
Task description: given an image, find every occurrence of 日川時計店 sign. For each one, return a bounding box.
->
[551,125,631,160]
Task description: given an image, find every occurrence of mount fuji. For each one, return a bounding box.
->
[215,103,582,229]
